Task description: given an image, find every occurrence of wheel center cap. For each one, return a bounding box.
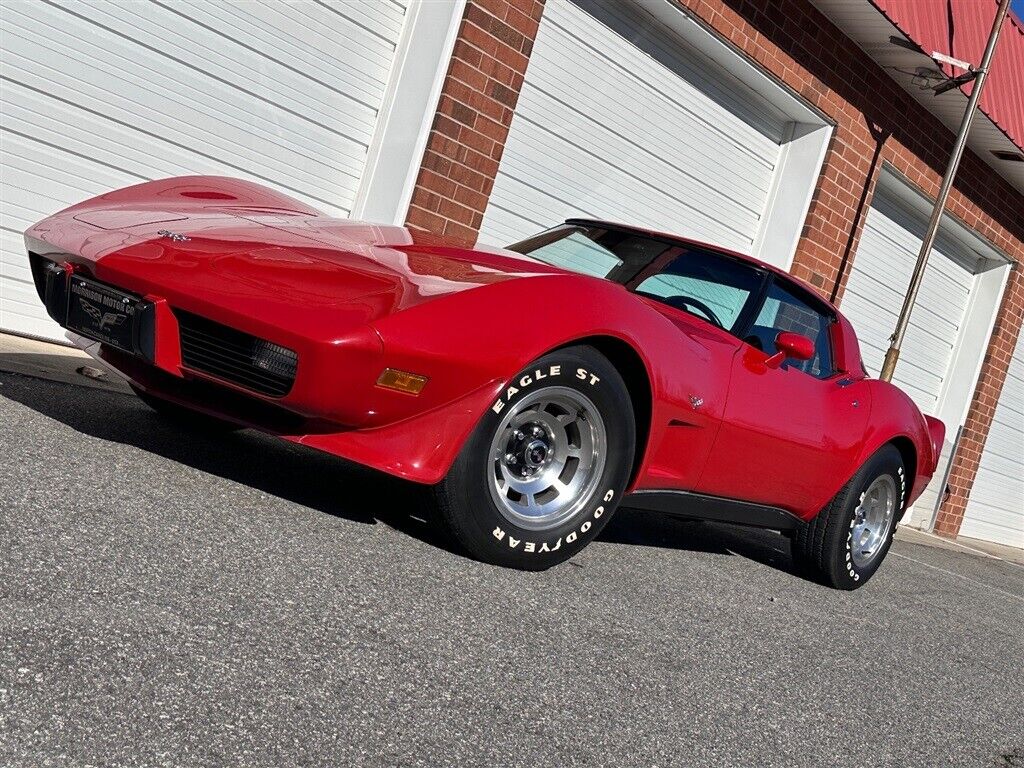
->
[524,439,548,468]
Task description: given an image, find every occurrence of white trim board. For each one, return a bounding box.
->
[350,0,468,225]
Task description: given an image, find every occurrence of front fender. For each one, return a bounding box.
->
[362,274,733,486]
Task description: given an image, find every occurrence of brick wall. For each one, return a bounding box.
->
[403,0,544,242]
[405,0,1024,538]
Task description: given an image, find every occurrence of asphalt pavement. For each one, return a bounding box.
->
[1,363,1022,767]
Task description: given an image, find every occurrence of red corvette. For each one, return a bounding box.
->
[24,177,945,588]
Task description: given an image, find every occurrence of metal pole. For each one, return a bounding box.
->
[879,0,1012,382]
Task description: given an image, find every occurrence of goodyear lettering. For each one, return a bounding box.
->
[491,487,616,556]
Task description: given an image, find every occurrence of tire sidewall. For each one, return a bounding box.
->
[831,445,906,588]
[445,346,635,570]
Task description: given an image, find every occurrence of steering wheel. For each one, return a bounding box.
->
[662,295,725,329]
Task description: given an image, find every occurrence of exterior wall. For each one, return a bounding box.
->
[404,0,544,242]
[405,0,1024,538]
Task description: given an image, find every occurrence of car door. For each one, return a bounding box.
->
[630,247,769,489]
[695,278,871,514]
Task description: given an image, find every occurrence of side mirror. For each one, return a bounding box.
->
[765,331,814,369]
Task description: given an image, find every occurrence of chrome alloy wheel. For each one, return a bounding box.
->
[487,386,608,531]
[850,475,897,568]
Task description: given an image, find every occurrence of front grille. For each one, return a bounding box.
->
[175,310,297,397]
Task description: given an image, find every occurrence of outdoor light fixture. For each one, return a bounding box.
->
[932,69,980,96]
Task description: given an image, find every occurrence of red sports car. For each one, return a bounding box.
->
[24,177,945,588]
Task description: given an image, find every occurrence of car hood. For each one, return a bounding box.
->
[27,204,568,337]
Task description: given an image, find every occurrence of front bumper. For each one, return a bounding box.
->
[30,250,383,428]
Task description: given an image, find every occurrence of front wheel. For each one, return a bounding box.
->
[434,345,636,570]
[792,444,906,589]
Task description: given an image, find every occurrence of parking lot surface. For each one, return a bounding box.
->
[1,367,1022,767]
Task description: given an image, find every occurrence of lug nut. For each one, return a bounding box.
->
[505,453,517,464]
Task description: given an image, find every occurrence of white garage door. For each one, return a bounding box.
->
[961,334,1024,547]
[840,188,976,416]
[479,0,789,253]
[1,0,407,341]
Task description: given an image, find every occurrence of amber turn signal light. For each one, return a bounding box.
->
[376,368,428,395]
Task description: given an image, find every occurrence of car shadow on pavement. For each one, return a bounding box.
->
[2,362,800,575]
[602,506,802,578]
[0,365,454,539]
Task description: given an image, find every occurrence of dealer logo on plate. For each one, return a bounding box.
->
[79,298,126,332]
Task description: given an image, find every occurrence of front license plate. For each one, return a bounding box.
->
[66,276,145,353]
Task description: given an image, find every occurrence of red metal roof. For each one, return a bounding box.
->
[874,0,1024,151]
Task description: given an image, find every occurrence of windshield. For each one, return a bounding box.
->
[508,223,768,333]
[507,224,674,284]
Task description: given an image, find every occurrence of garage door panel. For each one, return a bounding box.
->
[543,2,784,162]
[119,0,399,115]
[567,0,788,147]
[68,0,380,134]
[958,507,1022,546]
[977,420,1022,464]
[4,91,196,184]
[840,269,965,345]
[841,185,975,416]
[1,82,354,215]
[0,75,362,211]
[499,119,764,244]
[858,212,975,301]
[261,0,406,79]
[1,137,145,225]
[526,17,780,178]
[479,0,786,252]
[839,291,962,379]
[517,76,772,214]
[492,145,758,253]
[3,19,369,197]
[520,65,776,196]
[959,326,1023,548]
[476,203,544,250]
[1,0,405,340]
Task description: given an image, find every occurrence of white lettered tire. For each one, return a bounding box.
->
[434,345,635,570]
[792,444,906,589]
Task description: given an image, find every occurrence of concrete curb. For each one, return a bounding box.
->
[0,332,132,395]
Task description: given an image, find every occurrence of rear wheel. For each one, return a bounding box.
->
[434,345,635,570]
[130,384,240,432]
[792,444,906,589]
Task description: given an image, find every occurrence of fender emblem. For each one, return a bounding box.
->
[689,395,704,408]
[157,229,191,242]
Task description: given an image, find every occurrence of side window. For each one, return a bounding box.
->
[633,250,764,332]
[748,281,835,378]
